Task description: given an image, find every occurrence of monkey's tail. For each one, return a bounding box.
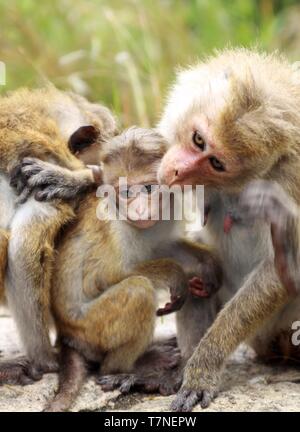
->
[44,344,87,412]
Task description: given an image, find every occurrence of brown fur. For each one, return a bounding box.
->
[0,87,117,381]
[45,128,222,411]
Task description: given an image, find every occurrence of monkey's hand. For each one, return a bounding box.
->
[170,343,220,412]
[10,157,99,203]
[156,293,186,316]
[189,254,223,299]
[157,276,211,316]
[240,180,300,295]
[240,180,298,229]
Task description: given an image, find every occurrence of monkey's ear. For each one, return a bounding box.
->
[68,125,100,154]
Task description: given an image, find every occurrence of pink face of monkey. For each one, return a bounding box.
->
[157,52,290,191]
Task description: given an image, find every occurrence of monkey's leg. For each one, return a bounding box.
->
[0,230,42,385]
[171,260,289,412]
[44,345,87,412]
[5,199,74,376]
[80,276,156,375]
[0,232,38,386]
[118,293,221,397]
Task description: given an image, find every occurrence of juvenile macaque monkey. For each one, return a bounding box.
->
[0,87,117,384]
[156,48,300,410]
[42,127,222,412]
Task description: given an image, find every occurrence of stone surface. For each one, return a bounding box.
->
[1,307,300,412]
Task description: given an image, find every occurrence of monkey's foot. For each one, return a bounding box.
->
[170,355,220,411]
[170,387,216,412]
[98,337,182,396]
[0,357,44,385]
[98,367,182,396]
[28,356,59,378]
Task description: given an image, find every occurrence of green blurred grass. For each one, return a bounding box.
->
[0,0,299,126]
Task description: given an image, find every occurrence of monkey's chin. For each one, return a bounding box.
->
[128,219,158,229]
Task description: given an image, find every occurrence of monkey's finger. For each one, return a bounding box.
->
[20,160,46,180]
[97,373,130,391]
[200,390,213,408]
[119,376,136,394]
[16,186,33,204]
[15,178,30,195]
[35,186,59,202]
[21,157,42,166]
[188,276,204,289]
[9,164,23,188]
[170,389,193,411]
[189,286,209,298]
[9,167,29,195]
[156,303,173,316]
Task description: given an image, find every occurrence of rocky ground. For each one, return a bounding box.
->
[1,306,300,412]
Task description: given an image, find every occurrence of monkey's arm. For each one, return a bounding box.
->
[10,157,102,202]
[132,258,188,316]
[157,240,223,315]
[174,239,223,296]
[171,260,288,412]
[240,180,300,296]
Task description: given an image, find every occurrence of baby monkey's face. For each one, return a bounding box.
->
[101,127,169,229]
[117,180,161,229]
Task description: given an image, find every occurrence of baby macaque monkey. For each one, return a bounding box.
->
[0,87,117,384]
[41,127,222,412]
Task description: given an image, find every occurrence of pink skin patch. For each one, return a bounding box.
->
[223,214,234,234]
[188,277,209,298]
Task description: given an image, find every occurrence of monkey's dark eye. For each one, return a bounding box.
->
[192,131,205,151]
[144,185,153,194]
[209,157,225,172]
[120,188,133,199]
[142,185,158,195]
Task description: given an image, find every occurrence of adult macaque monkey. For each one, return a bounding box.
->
[0,87,117,384]
[157,48,300,411]
[39,127,222,412]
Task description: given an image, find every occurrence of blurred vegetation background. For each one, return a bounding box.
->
[0,0,300,127]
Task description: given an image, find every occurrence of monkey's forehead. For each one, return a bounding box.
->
[103,157,161,184]
[101,127,168,166]
[159,48,296,138]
